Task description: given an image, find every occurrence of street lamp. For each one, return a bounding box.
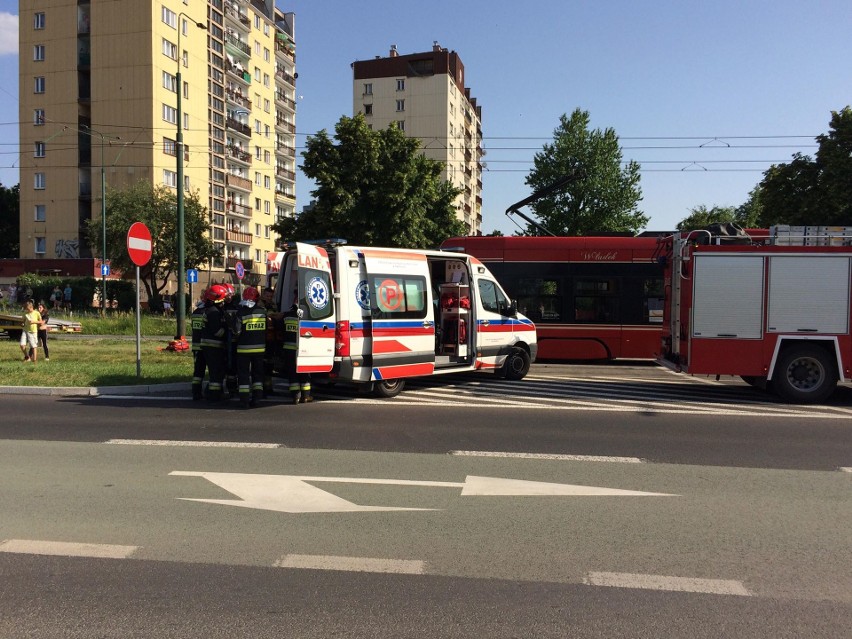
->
[81,125,120,316]
[175,14,207,339]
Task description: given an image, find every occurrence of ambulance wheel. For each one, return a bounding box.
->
[772,345,837,404]
[502,347,531,380]
[374,379,405,398]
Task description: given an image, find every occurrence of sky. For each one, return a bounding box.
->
[1,0,850,235]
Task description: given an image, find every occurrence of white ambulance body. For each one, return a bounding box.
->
[272,242,537,396]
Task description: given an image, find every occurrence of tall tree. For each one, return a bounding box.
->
[758,107,852,226]
[524,109,647,236]
[275,114,465,248]
[85,181,218,307]
[0,183,19,258]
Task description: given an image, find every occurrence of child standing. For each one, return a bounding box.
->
[20,300,42,363]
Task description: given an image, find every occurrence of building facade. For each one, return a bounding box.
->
[352,43,483,235]
[18,0,297,288]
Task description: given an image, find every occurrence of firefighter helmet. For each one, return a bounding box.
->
[242,286,259,302]
[223,283,235,298]
[206,284,228,303]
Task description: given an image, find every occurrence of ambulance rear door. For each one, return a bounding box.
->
[361,249,435,380]
[293,242,335,374]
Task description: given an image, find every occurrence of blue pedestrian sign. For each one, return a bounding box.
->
[235,261,245,280]
[101,263,110,276]
[187,268,199,284]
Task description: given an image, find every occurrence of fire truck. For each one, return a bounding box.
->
[658,225,852,403]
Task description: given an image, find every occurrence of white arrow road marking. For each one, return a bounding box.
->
[170,471,677,514]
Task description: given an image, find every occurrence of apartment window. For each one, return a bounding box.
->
[33,45,45,61]
[264,150,270,163]
[255,223,261,236]
[34,173,45,189]
[163,137,176,156]
[34,12,45,29]
[162,6,177,28]
[34,237,46,255]
[364,104,372,116]
[364,83,372,95]
[182,50,189,68]
[264,175,270,189]
[264,225,270,239]
[34,109,45,125]
[163,71,177,92]
[254,15,261,29]
[396,79,405,91]
[255,249,261,262]
[255,119,262,134]
[34,142,45,158]
[264,48,270,62]
[163,38,177,60]
[396,120,405,131]
[264,98,270,113]
[34,77,45,94]
[264,201,270,215]
[255,198,261,210]
[263,73,269,88]
[183,80,189,99]
[396,99,405,112]
[163,104,178,124]
[255,172,261,185]
[34,205,46,222]
[163,169,177,187]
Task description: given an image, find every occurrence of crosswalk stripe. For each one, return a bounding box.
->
[0,539,139,559]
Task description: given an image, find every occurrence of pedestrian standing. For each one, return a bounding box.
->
[51,286,62,310]
[200,285,228,402]
[189,296,208,400]
[63,283,72,312]
[19,300,42,363]
[235,287,267,408]
[30,301,50,361]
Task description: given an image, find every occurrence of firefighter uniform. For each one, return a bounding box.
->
[200,286,229,402]
[223,284,239,399]
[261,288,281,396]
[235,288,267,408]
[190,301,207,400]
[283,304,312,404]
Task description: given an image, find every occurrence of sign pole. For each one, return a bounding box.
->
[135,266,142,378]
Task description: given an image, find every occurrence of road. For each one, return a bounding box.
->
[1,363,850,637]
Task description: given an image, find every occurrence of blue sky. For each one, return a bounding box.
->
[1,0,850,235]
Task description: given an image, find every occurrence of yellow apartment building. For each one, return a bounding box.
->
[18,0,298,290]
[352,43,483,235]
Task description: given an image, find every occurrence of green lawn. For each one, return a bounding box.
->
[0,337,193,387]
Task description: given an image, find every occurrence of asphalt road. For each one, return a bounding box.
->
[1,363,850,637]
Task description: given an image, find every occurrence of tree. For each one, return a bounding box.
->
[85,181,218,309]
[676,205,737,231]
[524,109,647,236]
[0,183,19,258]
[758,107,852,226]
[276,114,466,248]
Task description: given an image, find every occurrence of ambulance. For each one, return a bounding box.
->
[270,241,537,397]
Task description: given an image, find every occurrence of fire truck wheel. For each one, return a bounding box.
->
[373,379,405,398]
[503,347,531,380]
[773,345,838,404]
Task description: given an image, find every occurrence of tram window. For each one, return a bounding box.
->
[644,277,664,324]
[516,278,561,322]
[574,277,619,323]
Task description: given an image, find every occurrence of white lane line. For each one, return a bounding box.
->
[0,539,139,559]
[584,571,751,596]
[450,451,644,464]
[274,554,425,575]
[105,439,281,448]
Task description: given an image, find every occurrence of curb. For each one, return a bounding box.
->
[0,382,188,397]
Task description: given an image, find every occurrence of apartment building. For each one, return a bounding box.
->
[352,43,483,235]
[18,0,298,286]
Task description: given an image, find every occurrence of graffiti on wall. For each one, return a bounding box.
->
[55,239,80,258]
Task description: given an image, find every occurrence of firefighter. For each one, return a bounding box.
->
[282,302,312,404]
[222,283,239,398]
[190,293,208,400]
[200,284,229,402]
[261,286,282,396]
[235,286,266,408]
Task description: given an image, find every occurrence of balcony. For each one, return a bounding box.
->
[275,90,296,111]
[275,67,296,87]
[227,229,253,245]
[226,256,253,271]
[275,142,296,158]
[225,32,251,58]
[226,61,251,85]
[226,173,252,192]
[226,144,252,164]
[226,117,252,138]
[224,3,250,28]
[276,166,296,181]
[227,201,253,218]
[226,88,252,110]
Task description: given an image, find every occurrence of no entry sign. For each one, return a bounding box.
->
[127,222,152,267]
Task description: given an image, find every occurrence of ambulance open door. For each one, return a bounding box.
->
[361,249,436,380]
[292,242,335,374]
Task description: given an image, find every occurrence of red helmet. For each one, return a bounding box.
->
[223,283,235,297]
[206,284,228,303]
[242,286,259,302]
